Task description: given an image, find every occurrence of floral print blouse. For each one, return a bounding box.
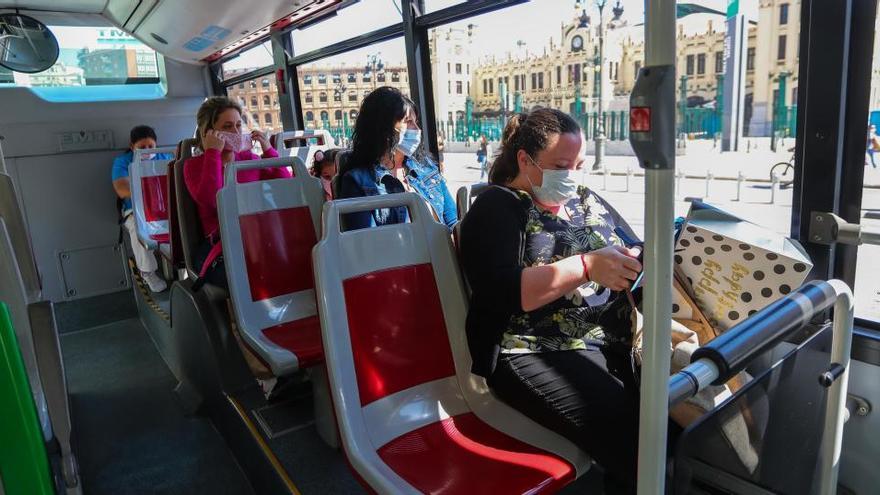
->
[500,186,635,354]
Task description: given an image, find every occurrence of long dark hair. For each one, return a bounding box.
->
[489,108,581,185]
[345,86,428,175]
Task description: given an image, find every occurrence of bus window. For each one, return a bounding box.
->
[426,0,797,240]
[854,11,880,323]
[0,25,164,101]
[295,38,409,147]
[290,0,402,55]
[221,41,273,80]
[423,0,467,14]
[226,73,284,135]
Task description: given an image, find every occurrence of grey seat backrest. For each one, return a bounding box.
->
[0,217,51,437]
[173,138,203,279]
[332,150,352,199]
[0,173,40,301]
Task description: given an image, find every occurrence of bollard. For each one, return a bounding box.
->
[603,166,610,190]
[626,165,633,192]
[675,168,684,197]
[705,170,713,198]
[735,171,745,202]
[770,172,779,204]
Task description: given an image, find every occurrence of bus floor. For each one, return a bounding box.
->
[56,290,255,495]
[55,288,609,494]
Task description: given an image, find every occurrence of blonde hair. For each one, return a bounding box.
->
[195,96,243,149]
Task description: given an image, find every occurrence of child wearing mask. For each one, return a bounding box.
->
[111,125,174,292]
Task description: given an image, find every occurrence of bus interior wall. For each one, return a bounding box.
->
[0,59,208,302]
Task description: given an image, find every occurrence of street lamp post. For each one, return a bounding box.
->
[334,81,347,144]
[364,52,384,92]
[579,0,623,170]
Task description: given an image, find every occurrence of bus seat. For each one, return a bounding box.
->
[455,182,490,221]
[0,217,51,440]
[272,129,336,171]
[217,156,325,377]
[173,139,204,279]
[0,216,82,491]
[332,150,351,199]
[0,173,41,301]
[129,148,176,252]
[313,193,590,494]
[452,182,490,254]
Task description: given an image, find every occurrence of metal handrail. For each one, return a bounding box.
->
[668,279,853,495]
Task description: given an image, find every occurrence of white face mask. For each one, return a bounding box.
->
[526,155,579,206]
[397,129,422,157]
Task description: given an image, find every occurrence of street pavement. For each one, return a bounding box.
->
[440,145,880,322]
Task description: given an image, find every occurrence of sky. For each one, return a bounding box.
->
[222,0,759,73]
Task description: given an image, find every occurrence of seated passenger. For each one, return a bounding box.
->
[459,109,644,493]
[310,148,340,200]
[184,96,290,289]
[111,125,173,293]
[338,86,456,230]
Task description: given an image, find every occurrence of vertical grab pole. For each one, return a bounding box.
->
[819,280,854,494]
[634,0,677,493]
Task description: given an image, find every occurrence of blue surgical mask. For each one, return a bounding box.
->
[397,129,422,157]
[526,155,579,206]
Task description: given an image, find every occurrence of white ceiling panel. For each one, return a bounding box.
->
[102,0,340,65]
[0,0,108,13]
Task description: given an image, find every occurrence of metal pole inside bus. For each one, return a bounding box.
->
[632,0,677,493]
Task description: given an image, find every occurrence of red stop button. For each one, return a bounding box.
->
[630,107,651,132]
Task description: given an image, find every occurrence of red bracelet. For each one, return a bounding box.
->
[580,253,591,282]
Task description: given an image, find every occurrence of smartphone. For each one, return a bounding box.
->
[614,227,645,303]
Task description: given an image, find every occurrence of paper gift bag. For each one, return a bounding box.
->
[674,201,812,332]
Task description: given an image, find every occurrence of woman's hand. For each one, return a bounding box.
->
[203,129,225,151]
[582,246,642,291]
[251,130,270,150]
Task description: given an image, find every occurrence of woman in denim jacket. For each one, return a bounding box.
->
[338,86,457,230]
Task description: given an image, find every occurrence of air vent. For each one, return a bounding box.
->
[151,32,168,45]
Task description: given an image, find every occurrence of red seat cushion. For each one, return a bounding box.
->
[239,206,317,301]
[378,412,575,494]
[343,264,456,406]
[261,315,324,368]
[142,175,169,222]
[150,233,170,243]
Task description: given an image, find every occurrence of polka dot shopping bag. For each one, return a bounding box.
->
[674,201,812,332]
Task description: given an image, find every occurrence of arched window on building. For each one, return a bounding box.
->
[261,78,270,88]
[264,113,272,125]
[320,110,329,122]
[350,110,358,120]
[319,92,328,103]
[305,111,314,122]
[250,96,258,107]
[305,92,313,103]
[262,95,270,106]
[334,110,343,121]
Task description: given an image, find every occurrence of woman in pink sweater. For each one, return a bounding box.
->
[184,96,291,288]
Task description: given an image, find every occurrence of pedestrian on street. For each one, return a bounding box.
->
[867,124,879,169]
[477,134,491,181]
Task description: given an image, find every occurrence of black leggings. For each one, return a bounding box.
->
[488,344,641,493]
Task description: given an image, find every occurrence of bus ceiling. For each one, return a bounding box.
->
[0,0,345,64]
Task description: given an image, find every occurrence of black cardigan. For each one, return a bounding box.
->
[459,186,638,377]
[459,187,529,377]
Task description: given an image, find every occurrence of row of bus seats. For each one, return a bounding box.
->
[125,130,335,279]
[144,126,596,492]
[129,125,842,492]
[0,173,81,494]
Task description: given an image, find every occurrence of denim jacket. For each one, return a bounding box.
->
[339,156,458,231]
